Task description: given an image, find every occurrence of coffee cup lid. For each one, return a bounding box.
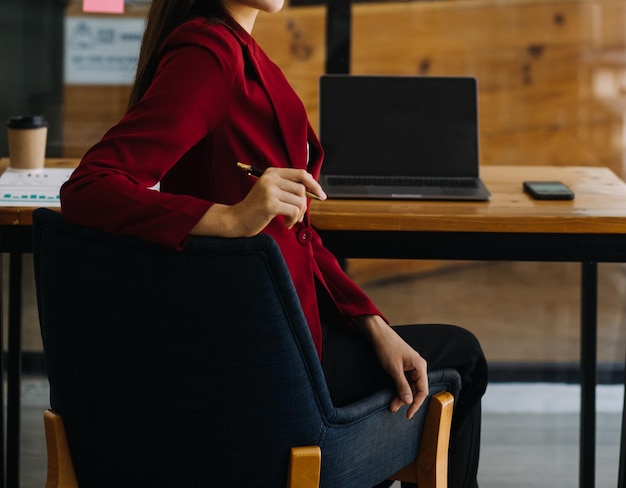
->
[6,115,47,129]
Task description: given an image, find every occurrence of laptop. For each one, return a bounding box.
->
[318,75,491,201]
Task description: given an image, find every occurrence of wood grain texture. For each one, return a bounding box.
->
[310,166,626,234]
[43,410,79,488]
[62,0,626,179]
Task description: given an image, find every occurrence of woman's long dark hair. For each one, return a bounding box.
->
[128,0,225,107]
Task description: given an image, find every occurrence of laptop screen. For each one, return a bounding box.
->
[319,75,480,178]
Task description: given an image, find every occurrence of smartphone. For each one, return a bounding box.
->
[523,181,575,200]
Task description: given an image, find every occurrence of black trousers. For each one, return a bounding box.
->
[321,322,488,488]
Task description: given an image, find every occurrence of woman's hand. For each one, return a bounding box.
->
[191,167,326,237]
[353,315,429,419]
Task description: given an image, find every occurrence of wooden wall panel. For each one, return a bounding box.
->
[346,0,626,176]
[63,85,132,157]
[63,0,626,179]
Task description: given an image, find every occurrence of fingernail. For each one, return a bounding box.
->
[403,394,412,404]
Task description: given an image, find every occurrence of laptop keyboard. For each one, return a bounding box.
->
[327,176,479,188]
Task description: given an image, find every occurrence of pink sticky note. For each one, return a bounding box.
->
[83,0,124,14]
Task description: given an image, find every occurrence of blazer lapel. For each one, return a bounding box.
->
[243,43,309,170]
[221,17,310,170]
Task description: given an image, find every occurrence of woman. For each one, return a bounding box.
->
[60,1,487,487]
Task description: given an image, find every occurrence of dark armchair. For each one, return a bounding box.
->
[33,208,461,488]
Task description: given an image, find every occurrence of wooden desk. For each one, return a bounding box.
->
[311,166,626,235]
[0,163,624,487]
[311,165,626,488]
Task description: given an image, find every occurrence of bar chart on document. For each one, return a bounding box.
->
[0,168,73,206]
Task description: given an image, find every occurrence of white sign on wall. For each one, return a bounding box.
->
[64,17,144,85]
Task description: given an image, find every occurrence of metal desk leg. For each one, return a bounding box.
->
[0,255,5,488]
[617,372,626,488]
[580,262,597,488]
[6,252,21,488]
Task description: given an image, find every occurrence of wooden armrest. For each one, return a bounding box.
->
[390,390,455,488]
[287,445,321,488]
[44,409,79,488]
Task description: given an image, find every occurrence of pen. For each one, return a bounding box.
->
[236,162,324,200]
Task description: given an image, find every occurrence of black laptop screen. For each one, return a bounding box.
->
[319,75,480,178]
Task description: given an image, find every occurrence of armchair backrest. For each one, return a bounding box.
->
[33,208,333,487]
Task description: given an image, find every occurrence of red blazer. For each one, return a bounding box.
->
[60,16,383,356]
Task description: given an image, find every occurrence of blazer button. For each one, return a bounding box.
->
[297,227,311,245]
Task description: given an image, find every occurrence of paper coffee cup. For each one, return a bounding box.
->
[6,115,48,171]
